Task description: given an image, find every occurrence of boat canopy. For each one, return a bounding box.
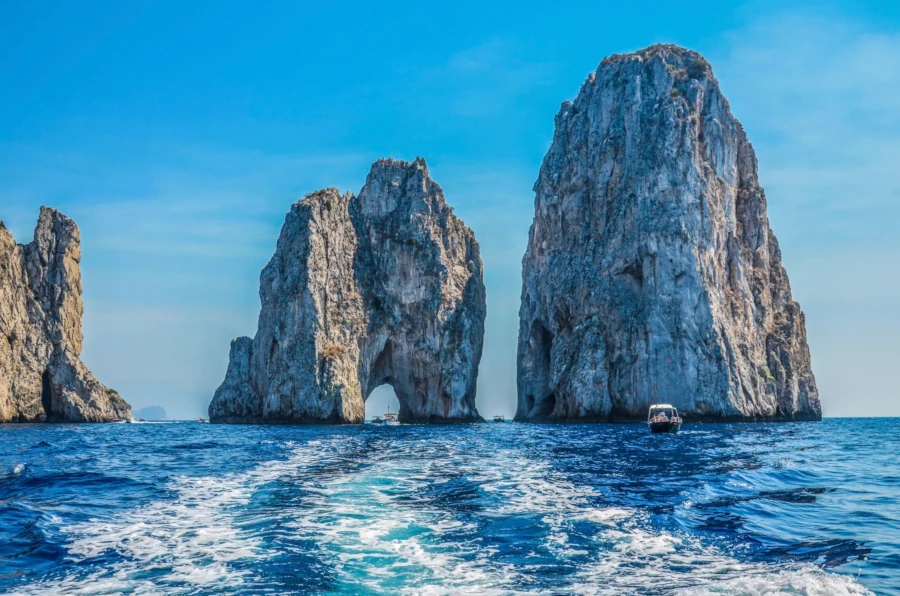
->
[648,404,679,419]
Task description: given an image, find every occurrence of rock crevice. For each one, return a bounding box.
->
[210,158,486,423]
[517,45,821,422]
[0,207,131,422]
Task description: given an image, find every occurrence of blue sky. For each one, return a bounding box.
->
[1,0,898,418]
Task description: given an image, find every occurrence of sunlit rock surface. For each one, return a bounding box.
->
[0,207,131,422]
[210,158,486,423]
[517,45,821,422]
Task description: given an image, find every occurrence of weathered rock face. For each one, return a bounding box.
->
[517,45,821,422]
[210,158,486,423]
[0,207,131,422]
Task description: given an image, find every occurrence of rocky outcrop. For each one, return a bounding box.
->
[0,207,131,422]
[517,45,821,422]
[210,158,486,423]
[133,405,167,421]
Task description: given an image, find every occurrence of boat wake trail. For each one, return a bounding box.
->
[6,438,338,595]
[0,421,888,595]
[470,447,871,595]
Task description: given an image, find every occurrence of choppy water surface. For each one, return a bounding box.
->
[0,419,897,595]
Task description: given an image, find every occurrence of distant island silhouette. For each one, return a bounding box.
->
[133,406,167,421]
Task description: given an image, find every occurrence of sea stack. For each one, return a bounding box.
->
[210,158,486,424]
[0,207,131,422]
[517,45,821,422]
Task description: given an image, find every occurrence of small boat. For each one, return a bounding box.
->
[493,415,505,423]
[384,406,399,425]
[371,416,384,424]
[648,404,682,434]
[195,417,207,423]
[138,417,146,422]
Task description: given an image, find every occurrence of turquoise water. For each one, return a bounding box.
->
[0,419,896,594]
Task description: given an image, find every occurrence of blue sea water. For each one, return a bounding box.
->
[0,419,897,595]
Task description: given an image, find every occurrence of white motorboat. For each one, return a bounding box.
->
[648,404,682,434]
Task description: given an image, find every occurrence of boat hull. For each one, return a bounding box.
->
[648,421,681,434]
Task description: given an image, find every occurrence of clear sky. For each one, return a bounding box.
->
[1,0,898,419]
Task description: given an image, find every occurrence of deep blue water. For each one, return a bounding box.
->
[0,419,897,595]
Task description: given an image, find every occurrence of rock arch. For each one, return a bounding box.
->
[209,158,486,424]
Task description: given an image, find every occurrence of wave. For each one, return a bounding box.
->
[4,438,336,595]
[0,423,882,595]
[283,451,522,594]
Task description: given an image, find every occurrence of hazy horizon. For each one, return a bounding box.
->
[3,0,898,419]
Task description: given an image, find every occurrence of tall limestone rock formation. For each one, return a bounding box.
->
[0,207,131,422]
[517,45,821,422]
[210,158,486,423]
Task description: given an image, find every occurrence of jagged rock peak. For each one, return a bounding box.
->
[516,45,821,422]
[599,43,713,69]
[209,157,486,424]
[0,207,131,422]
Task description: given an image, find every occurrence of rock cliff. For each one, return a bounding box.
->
[210,158,486,423]
[517,45,821,422]
[0,207,131,422]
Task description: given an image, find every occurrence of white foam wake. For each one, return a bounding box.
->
[469,447,873,596]
[673,567,873,596]
[7,438,335,595]
[283,446,522,595]
[6,433,876,596]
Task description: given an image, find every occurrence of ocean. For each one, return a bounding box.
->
[0,418,896,595]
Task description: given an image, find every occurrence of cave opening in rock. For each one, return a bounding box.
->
[365,384,401,421]
[622,260,644,293]
[537,392,557,417]
[526,320,554,417]
[41,369,54,420]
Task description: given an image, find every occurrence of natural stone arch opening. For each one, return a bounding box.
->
[364,385,401,421]
[359,337,424,423]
